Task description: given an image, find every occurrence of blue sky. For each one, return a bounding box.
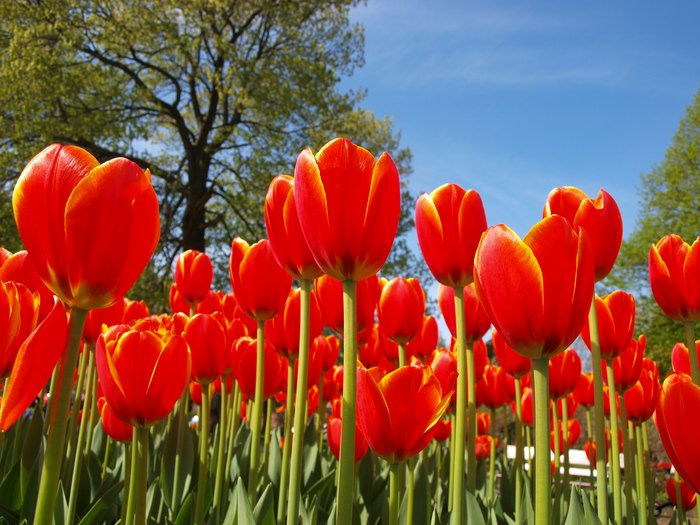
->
[345,1,700,239]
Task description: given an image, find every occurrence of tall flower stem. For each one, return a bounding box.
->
[605,360,623,525]
[406,458,415,525]
[588,298,609,524]
[335,280,358,525]
[170,390,188,518]
[398,343,407,368]
[585,409,595,502]
[194,383,211,525]
[674,471,685,525]
[488,409,497,507]
[451,286,467,525]
[466,340,477,494]
[532,358,551,525]
[561,398,571,512]
[120,442,132,525]
[683,321,699,384]
[248,320,266,498]
[125,426,149,525]
[634,424,648,525]
[514,378,523,523]
[226,382,242,481]
[66,344,89,466]
[34,307,88,525]
[263,399,273,474]
[389,463,399,525]
[277,359,296,524]
[288,279,312,525]
[42,365,59,435]
[619,397,635,524]
[447,412,456,511]
[316,375,325,452]
[213,380,229,524]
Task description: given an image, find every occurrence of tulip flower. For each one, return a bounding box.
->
[98,397,133,443]
[548,349,581,400]
[666,477,697,511]
[327,416,368,463]
[475,435,495,461]
[433,417,452,442]
[415,183,487,288]
[655,373,700,494]
[0,250,54,320]
[184,313,227,385]
[492,328,531,379]
[265,288,323,360]
[437,283,491,343]
[581,291,636,361]
[232,336,284,402]
[83,298,127,346]
[476,365,511,410]
[672,341,699,376]
[625,359,660,424]
[406,316,439,360]
[612,334,645,392]
[574,373,595,409]
[377,277,426,350]
[359,324,397,370]
[315,273,377,338]
[0,281,40,379]
[649,234,700,322]
[174,250,213,307]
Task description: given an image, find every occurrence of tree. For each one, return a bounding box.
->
[609,87,700,373]
[0,0,428,308]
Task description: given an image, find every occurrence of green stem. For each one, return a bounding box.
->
[278,360,296,524]
[66,344,89,471]
[635,424,647,525]
[101,436,112,478]
[451,286,467,525]
[263,398,273,474]
[194,383,211,525]
[226,383,242,481]
[289,279,312,525]
[214,378,229,523]
[532,358,551,525]
[170,390,188,517]
[619,397,635,525]
[398,343,406,368]
[551,398,561,524]
[605,360,623,525]
[466,341,476,494]
[42,364,59,435]
[447,411,456,511]
[488,410,496,507]
[674,471,685,525]
[248,320,266,499]
[33,307,88,525]
[335,280,357,525]
[585,409,594,503]
[684,321,700,384]
[120,442,131,525]
[316,374,325,453]
[407,459,415,525]
[588,298,610,524]
[562,397,570,513]
[125,426,149,525]
[85,375,100,454]
[526,425,532,476]
[514,378,523,524]
[66,348,97,524]
[389,463,399,525]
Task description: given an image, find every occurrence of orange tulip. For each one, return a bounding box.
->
[184,313,227,385]
[229,238,292,321]
[648,234,700,321]
[315,273,378,338]
[406,316,439,360]
[666,477,697,511]
[574,373,595,409]
[437,283,491,343]
[0,250,54,320]
[581,291,636,361]
[475,435,495,461]
[232,336,284,401]
[98,396,133,442]
[476,365,512,410]
[265,175,323,280]
[543,187,622,282]
[293,138,400,281]
[415,184,487,288]
[0,281,40,378]
[359,324,397,370]
[83,298,126,345]
[611,334,645,392]
[95,324,190,427]
[174,250,213,306]
[671,341,700,376]
[492,328,531,379]
[264,288,323,360]
[377,277,426,345]
[13,144,159,310]
[356,365,454,463]
[550,419,581,451]
[327,415,368,463]
[474,216,594,359]
[548,348,581,399]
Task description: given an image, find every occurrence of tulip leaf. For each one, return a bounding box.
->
[0,463,21,510]
[516,474,534,525]
[303,469,335,507]
[302,421,321,488]
[465,490,486,525]
[267,430,282,489]
[160,421,195,512]
[564,486,583,525]
[53,481,68,525]
[236,477,256,525]
[20,407,43,498]
[252,483,275,525]
[76,480,123,525]
[174,493,193,525]
[580,487,602,525]
[499,464,516,518]
[411,459,430,525]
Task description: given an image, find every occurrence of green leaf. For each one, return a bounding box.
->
[160,421,195,512]
[411,459,430,525]
[580,487,602,525]
[516,474,534,525]
[77,480,123,525]
[267,430,281,490]
[20,406,44,500]
[0,463,21,511]
[236,478,256,525]
[466,490,486,525]
[252,484,275,525]
[174,493,193,525]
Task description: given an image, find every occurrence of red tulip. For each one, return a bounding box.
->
[356,365,454,463]
[415,184,487,288]
[543,187,622,282]
[492,328,531,379]
[315,273,377,337]
[377,277,426,345]
[648,234,700,321]
[321,336,341,372]
[0,281,40,378]
[265,288,323,360]
[229,238,292,321]
[0,301,68,430]
[671,341,700,376]
[666,477,697,511]
[477,412,491,435]
[98,397,133,442]
[95,324,190,427]
[429,348,458,408]
[13,144,159,310]
[473,216,594,359]
[174,250,213,306]
[359,324,396,369]
[232,336,284,401]
[264,175,323,280]
[554,393,578,419]
[548,348,581,399]
[294,138,400,281]
[551,419,581,451]
[438,283,491,343]
[574,373,595,409]
[83,298,127,345]
[184,313,227,385]
[406,316,439,360]
[189,381,203,406]
[0,247,10,267]
[475,435,495,461]
[0,250,54,320]
[515,387,534,427]
[432,417,452,442]
[476,365,511,410]
[327,415,368,463]
[612,334,645,392]
[581,291,636,361]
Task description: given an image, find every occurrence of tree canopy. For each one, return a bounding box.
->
[609,87,700,373]
[0,0,427,309]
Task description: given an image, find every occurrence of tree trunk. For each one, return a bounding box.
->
[182,151,211,253]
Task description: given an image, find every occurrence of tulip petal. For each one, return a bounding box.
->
[356,366,394,459]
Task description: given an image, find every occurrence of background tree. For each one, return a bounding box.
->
[0,0,428,310]
[609,87,700,374]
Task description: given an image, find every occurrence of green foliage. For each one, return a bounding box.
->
[609,87,700,373]
[0,0,424,309]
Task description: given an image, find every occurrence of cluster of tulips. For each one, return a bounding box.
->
[0,138,699,525]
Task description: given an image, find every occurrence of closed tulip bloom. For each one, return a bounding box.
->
[123,299,150,324]
[229,238,292,321]
[648,234,700,321]
[174,250,213,306]
[184,313,227,385]
[666,477,697,511]
[265,288,323,360]
[265,175,323,280]
[294,138,400,281]
[83,298,127,346]
[407,316,439,360]
[475,435,495,461]
[429,348,458,407]
[315,273,378,337]
[327,415,368,463]
[581,291,636,360]
[555,393,578,419]
[476,365,511,410]
[477,412,491,435]
[655,373,700,493]
[548,348,582,399]
[0,250,54,320]
[438,283,491,343]
[671,341,699,376]
[574,373,595,409]
[474,216,594,360]
[13,144,159,310]
[543,187,623,282]
[377,277,426,345]
[612,334,645,392]
[516,387,534,427]
[98,396,133,443]
[415,184,487,288]
[492,328,531,379]
[551,419,581,451]
[356,365,454,463]
[433,417,452,442]
[95,324,190,427]
[232,336,284,401]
